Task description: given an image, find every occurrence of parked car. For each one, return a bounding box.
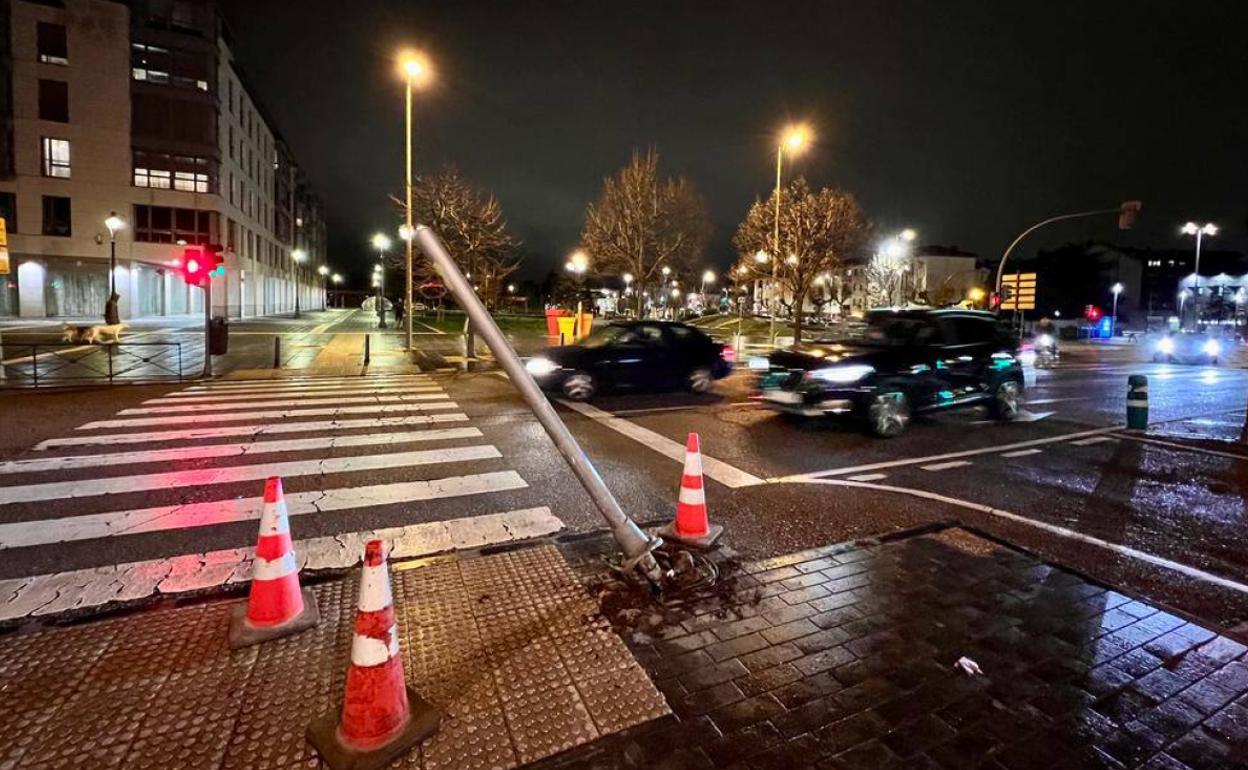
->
[754,308,1026,437]
[525,321,733,400]
[1152,332,1222,365]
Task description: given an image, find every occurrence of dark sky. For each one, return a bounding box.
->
[221,0,1247,284]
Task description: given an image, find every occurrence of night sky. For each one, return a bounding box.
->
[222,0,1247,284]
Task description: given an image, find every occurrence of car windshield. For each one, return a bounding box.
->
[581,325,636,348]
[861,314,936,346]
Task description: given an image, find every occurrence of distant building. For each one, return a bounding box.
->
[1125,246,1248,315]
[911,245,982,306]
[0,0,328,319]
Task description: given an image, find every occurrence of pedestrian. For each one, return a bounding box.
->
[393,297,405,326]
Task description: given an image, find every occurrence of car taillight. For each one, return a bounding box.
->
[721,345,735,363]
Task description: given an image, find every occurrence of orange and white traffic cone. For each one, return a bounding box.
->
[307,540,440,770]
[229,477,319,648]
[658,432,724,548]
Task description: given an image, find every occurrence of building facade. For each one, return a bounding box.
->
[0,0,328,320]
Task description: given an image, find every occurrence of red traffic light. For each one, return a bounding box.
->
[1084,304,1103,322]
[180,245,224,286]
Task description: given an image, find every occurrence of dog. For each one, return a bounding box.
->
[62,323,125,344]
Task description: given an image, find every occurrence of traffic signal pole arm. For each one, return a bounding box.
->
[994,202,1140,294]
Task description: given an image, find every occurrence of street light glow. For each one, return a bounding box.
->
[754,251,770,264]
[331,273,342,284]
[104,212,125,236]
[398,224,415,241]
[317,265,329,276]
[374,263,383,273]
[702,270,716,284]
[1182,221,1217,236]
[968,288,986,302]
[397,50,433,88]
[622,272,634,285]
[780,124,812,155]
[371,233,391,252]
[1111,282,1124,295]
[661,265,671,276]
[567,249,589,273]
[900,228,917,242]
[291,248,307,263]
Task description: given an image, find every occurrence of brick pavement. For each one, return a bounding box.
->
[544,527,1248,769]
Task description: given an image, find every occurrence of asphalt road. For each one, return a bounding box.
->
[2,320,1247,636]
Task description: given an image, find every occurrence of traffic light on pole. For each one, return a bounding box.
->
[179,244,225,286]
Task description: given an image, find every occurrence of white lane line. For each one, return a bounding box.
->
[1,428,483,475]
[39,413,471,449]
[846,473,888,482]
[1071,436,1117,446]
[781,426,1122,482]
[0,445,501,506]
[793,477,1248,598]
[120,393,449,415]
[1112,433,1248,462]
[1024,397,1092,405]
[1002,448,1043,458]
[78,402,460,430]
[179,375,432,392]
[409,318,446,335]
[921,460,972,472]
[558,399,764,488]
[155,385,441,402]
[0,471,529,550]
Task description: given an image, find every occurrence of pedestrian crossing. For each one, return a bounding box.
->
[0,372,560,620]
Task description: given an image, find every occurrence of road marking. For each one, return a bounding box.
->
[1002,448,1043,458]
[0,471,529,550]
[559,399,764,488]
[78,401,460,429]
[121,393,449,415]
[607,401,763,416]
[1112,433,1248,462]
[180,375,432,392]
[921,460,972,471]
[0,428,483,474]
[1024,397,1090,405]
[156,384,441,402]
[39,413,472,448]
[1071,436,1117,446]
[0,445,502,505]
[791,477,1248,598]
[309,309,358,335]
[782,426,1122,481]
[846,473,888,482]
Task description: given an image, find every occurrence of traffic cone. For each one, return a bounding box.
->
[228,477,319,648]
[307,540,440,770]
[658,432,724,548]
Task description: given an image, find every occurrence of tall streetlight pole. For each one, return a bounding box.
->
[1180,221,1216,330]
[1110,282,1124,336]
[770,124,811,344]
[290,248,306,319]
[317,264,329,310]
[331,273,342,308]
[103,212,124,324]
[398,51,433,351]
[372,233,390,329]
[701,269,715,308]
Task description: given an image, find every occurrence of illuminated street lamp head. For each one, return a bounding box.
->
[1182,221,1217,236]
[671,288,681,298]
[507,283,515,293]
[331,273,342,285]
[291,248,306,263]
[622,272,634,285]
[1111,282,1124,295]
[780,124,812,155]
[968,287,986,302]
[567,249,589,273]
[317,265,329,276]
[900,228,917,243]
[661,265,672,276]
[373,263,383,273]
[702,270,716,284]
[371,233,391,252]
[397,50,433,88]
[104,211,125,236]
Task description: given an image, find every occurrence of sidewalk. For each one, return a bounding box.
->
[4,527,1247,768]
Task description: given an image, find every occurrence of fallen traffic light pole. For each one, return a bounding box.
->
[413,226,666,587]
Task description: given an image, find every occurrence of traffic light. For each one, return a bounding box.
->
[1118,200,1142,230]
[178,244,225,286]
[1084,304,1103,322]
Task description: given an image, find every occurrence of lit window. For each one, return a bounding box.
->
[173,170,209,193]
[37,23,68,66]
[41,137,70,178]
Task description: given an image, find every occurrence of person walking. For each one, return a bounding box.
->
[393,296,405,327]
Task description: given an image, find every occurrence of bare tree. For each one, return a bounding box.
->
[409,166,519,310]
[733,179,869,342]
[581,150,711,314]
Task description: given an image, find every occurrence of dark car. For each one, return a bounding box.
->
[525,320,733,400]
[755,308,1026,437]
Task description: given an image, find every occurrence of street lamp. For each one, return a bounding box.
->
[317,264,329,310]
[1180,221,1216,329]
[371,234,390,328]
[771,123,811,343]
[397,50,433,351]
[103,212,125,324]
[290,248,306,318]
[331,272,342,307]
[1110,282,1124,336]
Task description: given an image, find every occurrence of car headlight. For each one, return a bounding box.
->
[1204,339,1220,356]
[810,364,875,384]
[1157,338,1175,354]
[1037,334,1053,347]
[524,357,560,376]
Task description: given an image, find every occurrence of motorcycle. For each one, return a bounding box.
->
[1034,332,1060,367]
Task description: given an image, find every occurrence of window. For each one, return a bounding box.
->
[132,204,211,244]
[131,43,210,91]
[41,196,71,236]
[0,192,17,233]
[37,23,68,66]
[38,80,69,122]
[132,150,213,193]
[41,137,70,178]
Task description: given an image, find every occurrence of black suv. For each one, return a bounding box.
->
[755,308,1025,437]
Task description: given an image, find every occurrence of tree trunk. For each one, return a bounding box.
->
[792,291,805,344]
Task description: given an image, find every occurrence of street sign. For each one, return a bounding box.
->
[0,217,9,275]
[999,272,1036,311]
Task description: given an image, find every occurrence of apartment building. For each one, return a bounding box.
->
[0,0,328,320]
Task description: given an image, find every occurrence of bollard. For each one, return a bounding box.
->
[363,334,371,366]
[1127,374,1148,430]
[272,336,281,369]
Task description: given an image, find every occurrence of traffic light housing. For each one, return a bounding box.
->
[1084,304,1103,323]
[1118,200,1142,230]
[178,244,225,287]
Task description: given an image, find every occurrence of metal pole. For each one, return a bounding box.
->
[201,280,212,378]
[273,336,281,368]
[995,207,1122,294]
[364,333,371,366]
[404,77,414,351]
[1193,230,1203,329]
[769,145,782,345]
[414,226,664,585]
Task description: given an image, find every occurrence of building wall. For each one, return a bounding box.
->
[0,0,327,320]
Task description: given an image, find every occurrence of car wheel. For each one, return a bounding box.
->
[868,392,911,438]
[687,367,715,393]
[989,380,1022,421]
[561,371,596,401]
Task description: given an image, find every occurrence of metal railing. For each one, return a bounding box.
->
[0,341,186,387]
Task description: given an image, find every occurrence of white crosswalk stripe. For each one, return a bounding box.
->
[0,375,558,620]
